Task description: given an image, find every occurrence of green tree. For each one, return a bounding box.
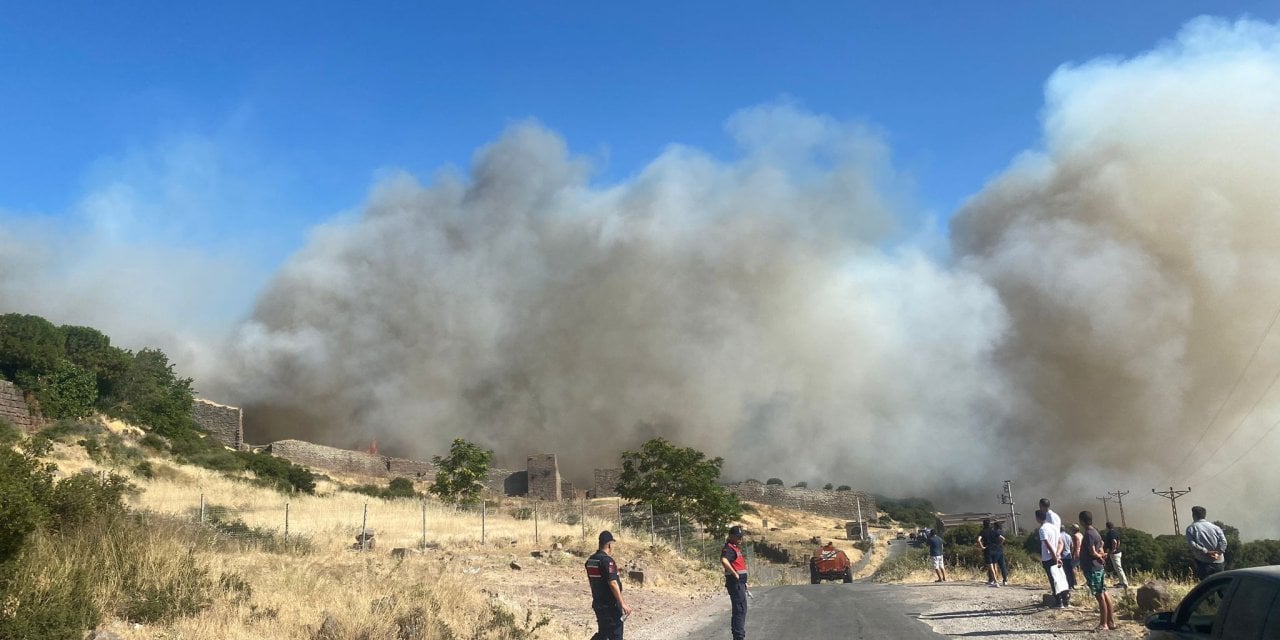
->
[61,325,132,405]
[616,437,743,535]
[874,495,938,528]
[0,313,65,384]
[793,481,808,489]
[386,477,417,499]
[110,348,195,437]
[0,446,55,564]
[1236,539,1280,568]
[35,359,98,419]
[766,478,783,485]
[429,438,492,506]
[823,483,834,490]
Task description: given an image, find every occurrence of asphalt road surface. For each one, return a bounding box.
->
[676,580,944,640]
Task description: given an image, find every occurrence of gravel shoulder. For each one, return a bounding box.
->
[896,580,1146,639]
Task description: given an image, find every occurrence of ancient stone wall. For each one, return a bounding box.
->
[265,438,438,481]
[592,468,622,498]
[727,481,877,520]
[0,380,40,431]
[192,399,244,450]
[527,454,561,501]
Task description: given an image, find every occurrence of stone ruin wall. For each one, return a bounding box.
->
[268,439,435,480]
[192,399,244,450]
[527,454,561,501]
[728,481,877,520]
[0,380,41,431]
[592,468,622,498]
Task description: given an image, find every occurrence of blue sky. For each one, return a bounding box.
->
[2,2,1277,269]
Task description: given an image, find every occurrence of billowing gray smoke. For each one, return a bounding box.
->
[951,17,1280,536]
[9,15,1257,537]
[220,104,1014,496]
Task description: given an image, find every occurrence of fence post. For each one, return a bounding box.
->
[199,493,205,524]
[420,499,427,549]
[649,504,655,545]
[580,495,586,543]
[285,502,290,538]
[361,503,369,552]
[534,500,540,547]
[481,500,487,546]
[617,499,622,534]
[678,510,683,553]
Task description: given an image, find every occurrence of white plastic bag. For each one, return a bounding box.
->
[1048,564,1069,594]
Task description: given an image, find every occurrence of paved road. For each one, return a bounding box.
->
[677,580,944,640]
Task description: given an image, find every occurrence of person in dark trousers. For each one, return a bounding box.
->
[720,525,749,640]
[585,530,632,640]
[1103,521,1128,588]
[992,522,1009,585]
[1036,510,1070,608]
[978,519,1007,586]
[1185,506,1228,581]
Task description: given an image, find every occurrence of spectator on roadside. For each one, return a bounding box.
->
[1070,523,1085,587]
[1037,510,1070,608]
[1079,511,1116,631]
[1059,526,1078,591]
[977,519,1005,587]
[585,531,632,640]
[992,522,1009,585]
[1103,521,1128,588]
[1185,506,1228,581]
[1039,498,1061,528]
[928,530,947,582]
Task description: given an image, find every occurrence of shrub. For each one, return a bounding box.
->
[823,483,834,490]
[385,476,417,499]
[0,447,54,564]
[792,481,808,489]
[0,418,18,445]
[34,359,97,419]
[766,478,783,485]
[836,485,851,491]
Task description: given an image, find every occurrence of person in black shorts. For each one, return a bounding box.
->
[978,519,1007,586]
[585,531,632,639]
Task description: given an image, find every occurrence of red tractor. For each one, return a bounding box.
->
[809,542,854,584]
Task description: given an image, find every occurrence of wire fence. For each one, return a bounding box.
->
[127,492,725,567]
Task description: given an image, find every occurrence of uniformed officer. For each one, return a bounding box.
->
[720,525,749,640]
[585,530,632,639]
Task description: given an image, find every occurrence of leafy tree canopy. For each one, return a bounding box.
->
[874,495,938,528]
[429,438,492,506]
[616,437,743,536]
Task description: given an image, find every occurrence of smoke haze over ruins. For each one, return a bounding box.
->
[5,16,1280,537]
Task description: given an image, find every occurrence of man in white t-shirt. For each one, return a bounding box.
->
[1037,510,1070,608]
[1039,498,1061,528]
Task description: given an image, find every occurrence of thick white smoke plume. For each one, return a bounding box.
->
[952,17,1280,536]
[220,104,1014,496]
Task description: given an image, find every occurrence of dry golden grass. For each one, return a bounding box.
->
[41,439,721,639]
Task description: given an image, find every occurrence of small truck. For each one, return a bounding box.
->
[809,542,854,584]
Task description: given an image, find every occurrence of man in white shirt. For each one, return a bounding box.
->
[1039,498,1061,528]
[1037,510,1070,608]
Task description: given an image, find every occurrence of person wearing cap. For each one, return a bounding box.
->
[585,530,631,639]
[720,525,749,640]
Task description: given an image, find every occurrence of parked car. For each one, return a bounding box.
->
[1145,565,1280,639]
[809,542,854,584]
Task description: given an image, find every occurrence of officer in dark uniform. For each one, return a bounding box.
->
[720,525,749,640]
[585,530,632,639]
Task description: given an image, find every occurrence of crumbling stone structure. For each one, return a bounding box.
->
[527,454,561,501]
[268,439,434,480]
[728,481,877,520]
[193,399,245,450]
[0,380,41,431]
[592,468,622,498]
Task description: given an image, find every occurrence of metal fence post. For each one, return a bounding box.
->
[285,502,290,538]
[361,503,369,552]
[481,500,487,546]
[199,493,205,524]
[421,499,427,549]
[534,500,540,547]
[649,504,655,545]
[617,499,622,534]
[581,495,586,542]
[678,510,683,553]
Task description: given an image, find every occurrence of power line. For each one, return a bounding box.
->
[1199,413,1280,484]
[1151,487,1191,536]
[1184,360,1280,484]
[1107,490,1129,528]
[1174,298,1280,470]
[1095,496,1113,524]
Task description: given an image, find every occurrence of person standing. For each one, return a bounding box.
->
[1103,521,1129,588]
[1039,498,1061,528]
[1079,511,1116,631]
[585,530,632,640]
[1185,506,1228,581]
[1037,510,1070,608]
[1058,527,1077,591]
[928,530,947,582]
[1069,524,1085,589]
[978,519,1005,587]
[721,525,749,640]
[992,522,1009,585]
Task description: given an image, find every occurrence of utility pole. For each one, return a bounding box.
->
[856,497,865,541]
[1152,487,1191,536]
[999,481,1018,536]
[1095,496,1113,524]
[1107,490,1130,528]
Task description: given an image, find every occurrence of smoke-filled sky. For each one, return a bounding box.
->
[4,8,1280,537]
